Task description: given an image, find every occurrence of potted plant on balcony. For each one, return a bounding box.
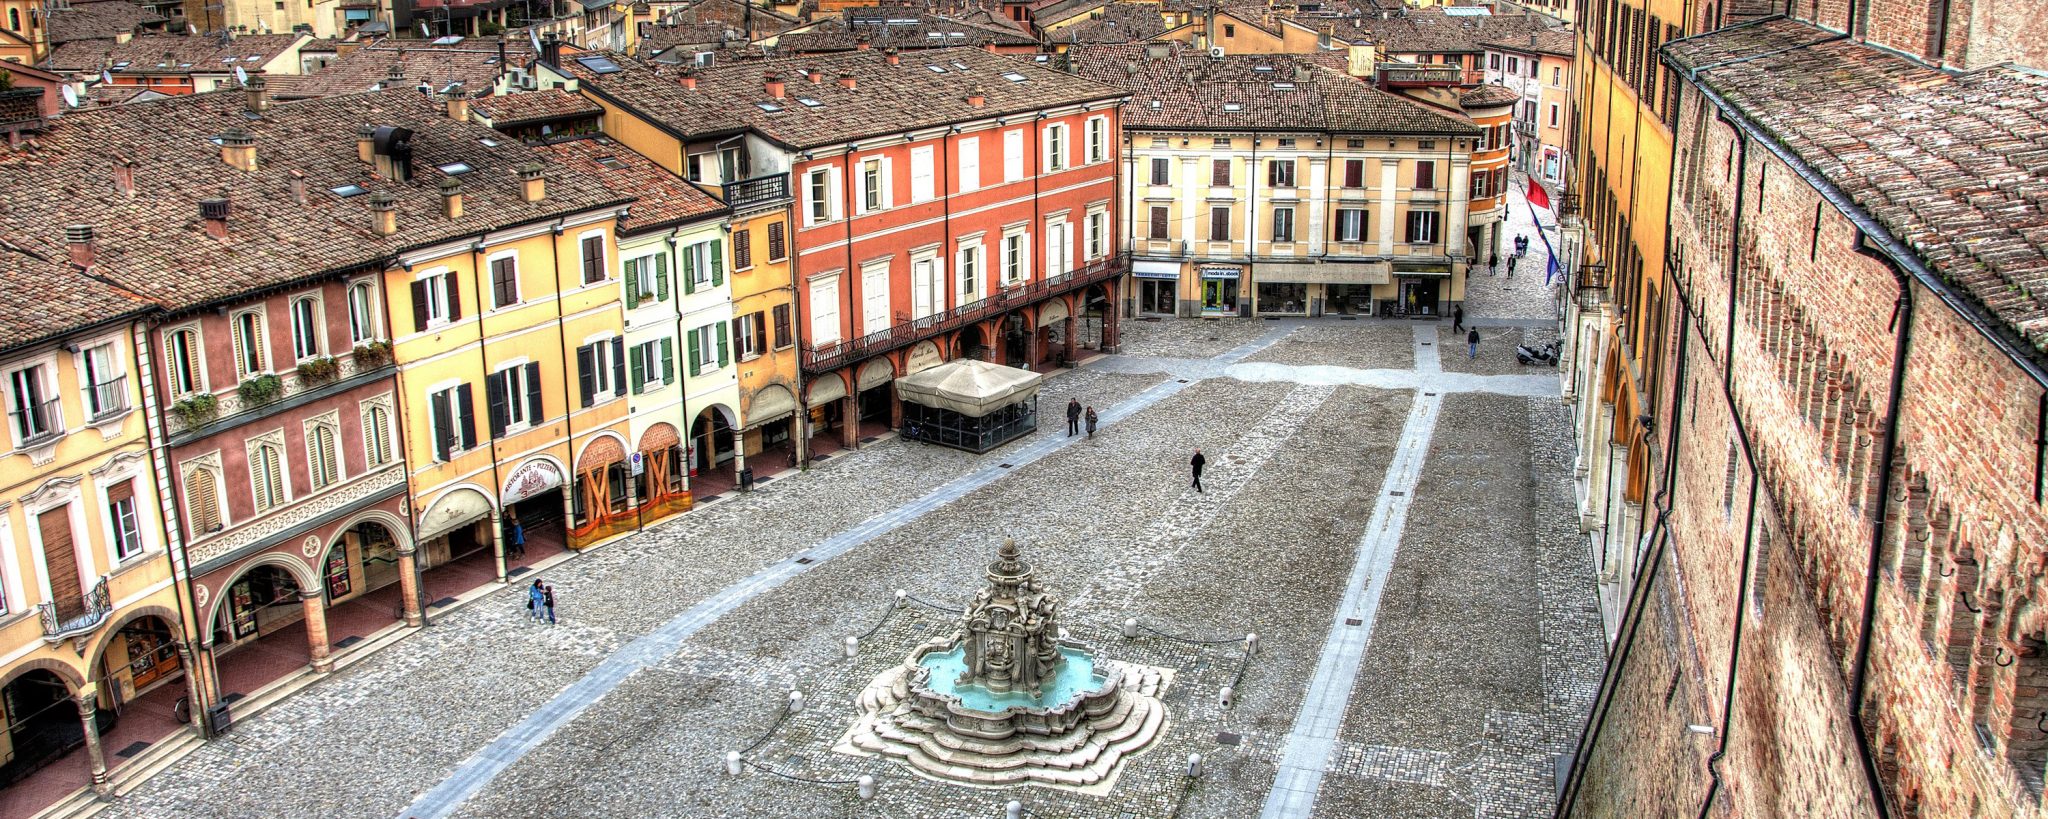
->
[352,340,392,367]
[237,373,284,406]
[296,355,341,384]
[170,393,218,427]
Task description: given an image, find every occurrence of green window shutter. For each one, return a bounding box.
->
[655,255,670,301]
[661,338,675,384]
[710,239,725,287]
[716,326,729,368]
[624,259,640,308]
[686,329,701,376]
[682,246,698,295]
[629,345,645,394]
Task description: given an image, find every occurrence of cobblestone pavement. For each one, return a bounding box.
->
[1462,179,1567,323]
[98,269,1598,818]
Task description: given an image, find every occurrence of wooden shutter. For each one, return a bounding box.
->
[1415,161,1435,190]
[624,259,641,309]
[710,239,724,286]
[455,383,476,450]
[767,221,785,260]
[773,305,791,348]
[188,468,220,533]
[486,370,509,438]
[1344,159,1363,188]
[411,280,430,331]
[661,338,675,384]
[261,445,285,508]
[317,427,338,486]
[732,229,751,269]
[443,272,463,321]
[431,389,453,459]
[687,329,701,375]
[493,257,517,308]
[610,339,625,397]
[40,508,82,619]
[577,345,596,407]
[682,245,697,294]
[654,255,670,302]
[1211,159,1229,186]
[524,362,542,422]
[629,345,645,394]
[716,326,729,368]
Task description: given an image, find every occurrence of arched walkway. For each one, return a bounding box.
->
[636,423,689,519]
[569,435,631,548]
[853,359,896,441]
[689,406,743,499]
[0,667,110,813]
[499,457,569,574]
[804,373,853,461]
[208,560,320,701]
[315,522,407,651]
[740,384,800,480]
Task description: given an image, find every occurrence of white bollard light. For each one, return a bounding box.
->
[788,690,806,713]
[1218,686,1235,708]
[1187,752,1204,779]
[895,589,908,608]
[857,774,876,800]
[725,751,742,776]
[1123,618,1139,639]
[844,636,860,658]
[1244,632,1259,655]
[1006,799,1024,819]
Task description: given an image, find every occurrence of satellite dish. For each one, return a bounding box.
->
[100,69,112,84]
[234,65,249,84]
[60,85,80,108]
[418,21,431,38]
[188,22,198,34]
[528,28,543,54]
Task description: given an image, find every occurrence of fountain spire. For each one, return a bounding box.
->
[962,539,1063,695]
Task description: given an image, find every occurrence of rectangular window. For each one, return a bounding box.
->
[491,256,519,308]
[486,364,537,436]
[732,228,753,270]
[689,324,726,374]
[772,304,793,349]
[1343,159,1364,188]
[1507,56,1519,74]
[1213,137,1231,149]
[809,277,841,346]
[910,145,935,203]
[1149,206,1169,240]
[1335,208,1366,242]
[1209,206,1230,241]
[1044,124,1067,171]
[1405,210,1439,244]
[1489,53,1500,70]
[1414,161,1436,190]
[1271,207,1295,243]
[1150,157,1170,185]
[735,312,766,360]
[107,481,142,561]
[1003,129,1024,182]
[580,234,606,284]
[574,340,623,407]
[806,169,832,224]
[631,340,665,390]
[1473,171,1490,199]
[861,157,885,212]
[1087,210,1107,259]
[959,244,982,299]
[1087,117,1107,163]
[410,271,459,331]
[1549,103,1561,128]
[959,136,981,191]
[1003,232,1026,283]
[1211,159,1231,186]
[624,254,668,307]
[1268,160,1296,188]
[290,298,321,360]
[428,383,477,461]
[81,342,125,418]
[767,221,787,261]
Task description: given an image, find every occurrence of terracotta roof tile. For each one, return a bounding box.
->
[1666,18,2048,352]
[280,36,531,100]
[532,136,727,234]
[471,88,602,127]
[773,10,1036,53]
[44,32,305,75]
[1068,42,1478,134]
[45,0,167,46]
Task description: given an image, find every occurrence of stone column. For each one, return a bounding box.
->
[300,590,333,673]
[1025,321,1041,370]
[396,543,423,627]
[1063,314,1078,364]
[1101,281,1122,353]
[841,393,859,450]
[177,642,206,731]
[75,692,109,794]
[888,389,903,430]
[489,510,507,582]
[988,319,1008,366]
[794,412,810,466]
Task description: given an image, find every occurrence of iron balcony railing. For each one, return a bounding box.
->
[39,576,112,641]
[722,173,792,212]
[87,376,128,420]
[801,252,1129,374]
[8,396,62,447]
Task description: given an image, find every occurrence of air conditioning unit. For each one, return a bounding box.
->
[1208,46,1226,59]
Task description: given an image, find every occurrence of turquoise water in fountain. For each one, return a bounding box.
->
[919,645,1107,713]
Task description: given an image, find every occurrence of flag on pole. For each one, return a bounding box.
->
[1526,180,1552,211]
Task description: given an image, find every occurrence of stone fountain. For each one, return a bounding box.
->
[838,540,1169,789]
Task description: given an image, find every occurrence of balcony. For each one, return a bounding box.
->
[1575,262,1609,311]
[722,173,791,212]
[8,396,63,449]
[87,376,129,421]
[802,253,1129,374]
[166,349,395,443]
[1375,63,1464,88]
[39,577,112,642]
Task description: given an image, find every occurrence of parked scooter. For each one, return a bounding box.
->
[1516,341,1559,366]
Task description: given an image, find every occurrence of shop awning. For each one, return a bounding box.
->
[417,487,493,542]
[745,384,797,427]
[808,374,848,406]
[1256,261,1391,285]
[895,359,1042,419]
[1132,260,1180,280]
[502,459,564,505]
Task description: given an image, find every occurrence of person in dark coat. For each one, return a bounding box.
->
[1066,398,1083,436]
[1468,328,1482,359]
[1084,406,1098,438]
[1452,305,1465,332]
[543,584,558,625]
[1190,449,1206,493]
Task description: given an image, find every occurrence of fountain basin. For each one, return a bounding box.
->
[906,640,1123,741]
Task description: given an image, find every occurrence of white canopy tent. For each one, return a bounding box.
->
[894,359,1042,418]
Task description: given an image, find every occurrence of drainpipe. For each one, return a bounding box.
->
[548,221,578,543]
[470,242,509,582]
[1695,467,1761,819]
[1245,130,1259,316]
[1842,233,1913,819]
[129,321,212,734]
[1720,119,1747,393]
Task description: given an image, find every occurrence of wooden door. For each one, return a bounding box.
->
[39,508,82,621]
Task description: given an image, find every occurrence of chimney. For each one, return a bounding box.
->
[244,74,269,113]
[440,177,464,219]
[200,198,231,239]
[369,125,415,183]
[983,41,998,54]
[65,225,95,269]
[444,82,469,121]
[884,47,901,66]
[369,192,398,236]
[806,67,822,83]
[855,37,871,50]
[764,73,785,100]
[219,128,257,172]
[679,70,698,90]
[966,86,985,108]
[288,169,307,204]
[387,61,405,83]
[540,33,563,67]
[357,124,376,163]
[519,163,547,203]
[112,156,136,197]
[838,72,857,90]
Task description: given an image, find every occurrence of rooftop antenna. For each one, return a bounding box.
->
[528,27,543,55]
[60,84,80,108]
[233,64,249,84]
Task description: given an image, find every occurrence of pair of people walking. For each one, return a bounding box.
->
[1066,399,1098,438]
[527,578,557,624]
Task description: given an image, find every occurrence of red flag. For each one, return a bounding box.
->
[1525,180,1552,210]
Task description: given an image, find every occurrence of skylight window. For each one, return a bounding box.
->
[947,32,965,38]
[927,32,944,40]
[757,101,784,112]
[576,55,623,74]
[1272,82,1295,90]
[927,63,947,72]
[1149,100,1161,109]
[1253,65,1274,72]
[1223,103,1243,111]
[437,161,475,175]
[1032,55,1049,63]
[244,55,260,61]
[1001,71,1028,82]
[431,35,466,45]
[596,156,628,170]
[479,137,501,147]
[951,60,969,70]
[798,97,823,107]
[330,184,368,198]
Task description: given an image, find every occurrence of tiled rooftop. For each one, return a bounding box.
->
[1459,84,1521,108]
[533,136,728,235]
[1050,3,1170,44]
[1666,17,2048,352]
[1068,42,1478,134]
[278,36,533,100]
[45,0,167,46]
[1354,7,1565,56]
[562,47,1121,148]
[44,32,307,75]
[470,88,603,127]
[772,10,1036,53]
[0,89,629,343]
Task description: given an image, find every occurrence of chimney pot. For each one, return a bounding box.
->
[112,158,136,197]
[838,72,857,90]
[807,67,822,83]
[244,74,269,113]
[764,73,785,99]
[369,191,398,236]
[680,71,698,90]
[357,124,376,163]
[440,177,464,219]
[884,47,900,66]
[983,41,998,54]
[200,198,231,239]
[387,61,405,81]
[967,86,986,108]
[288,169,307,204]
[444,82,469,121]
[220,129,257,171]
[65,224,95,269]
[518,163,547,203]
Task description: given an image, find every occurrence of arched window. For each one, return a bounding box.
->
[167,328,202,395]
[363,404,392,466]
[249,440,286,511]
[185,467,222,534]
[290,297,321,360]
[233,311,266,377]
[347,283,377,344]
[306,423,339,489]
[7,9,19,31]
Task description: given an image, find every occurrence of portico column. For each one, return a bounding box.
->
[489,509,507,582]
[300,589,333,673]
[396,543,423,627]
[841,393,859,449]
[1063,314,1077,363]
[177,642,206,731]
[1102,282,1122,353]
[75,691,109,794]
[794,412,810,466]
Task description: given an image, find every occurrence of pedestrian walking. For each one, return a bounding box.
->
[1066,398,1082,437]
[527,578,546,621]
[1506,253,1518,280]
[1468,328,1481,359]
[1488,253,1500,277]
[543,584,558,625]
[1084,406,1098,438]
[1189,448,1206,493]
[1452,305,1465,333]
[507,513,526,561]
